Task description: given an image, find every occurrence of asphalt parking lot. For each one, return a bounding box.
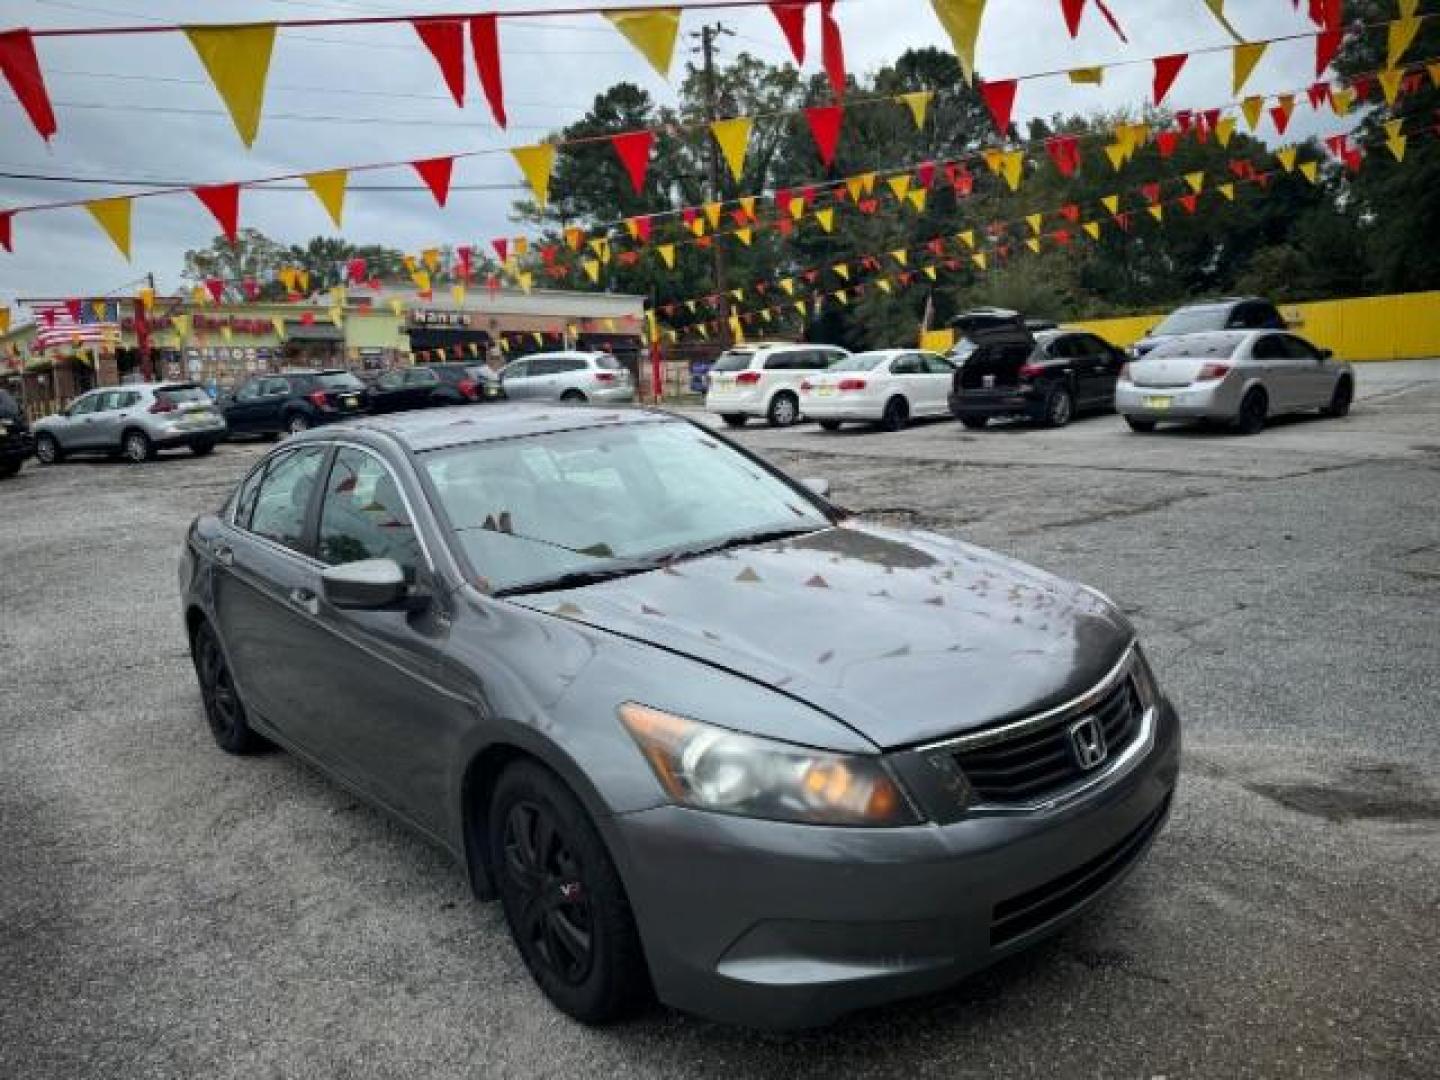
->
[2,361,1437,1079]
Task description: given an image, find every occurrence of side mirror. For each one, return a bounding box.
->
[1320,348,1334,360]
[321,558,411,610]
[802,478,831,499]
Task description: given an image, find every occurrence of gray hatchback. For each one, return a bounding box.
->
[34,382,226,464]
[179,405,1179,1028]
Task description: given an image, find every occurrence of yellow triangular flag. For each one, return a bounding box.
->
[1026,213,1042,235]
[787,197,806,220]
[304,170,347,227]
[91,300,106,320]
[738,195,756,219]
[815,208,835,233]
[1082,220,1100,240]
[1068,67,1104,85]
[137,287,154,311]
[923,266,937,281]
[1331,86,1356,116]
[388,299,403,318]
[604,9,681,78]
[832,263,850,281]
[1428,61,1440,88]
[876,279,892,295]
[729,288,744,302]
[704,202,722,229]
[1218,182,1235,201]
[1241,95,1264,131]
[517,272,534,295]
[657,244,676,268]
[890,249,908,266]
[779,278,795,297]
[735,227,753,246]
[711,117,751,182]
[271,317,286,339]
[451,284,466,305]
[1025,237,1041,254]
[1104,143,1126,172]
[86,197,132,259]
[1377,68,1403,106]
[1000,150,1023,191]
[1232,41,1266,95]
[982,147,1004,174]
[1147,204,1164,222]
[1384,118,1403,141]
[185,24,277,147]
[1204,0,1244,43]
[845,176,866,201]
[689,217,706,237]
[898,90,933,129]
[422,249,440,272]
[589,237,611,263]
[1388,16,1421,69]
[886,174,912,201]
[172,314,191,340]
[832,290,849,305]
[861,171,878,194]
[1215,116,1237,147]
[728,315,743,341]
[971,252,987,270]
[511,144,556,208]
[1276,147,1297,173]
[794,300,808,318]
[907,189,927,212]
[957,229,975,249]
[1185,171,1205,194]
[328,307,343,328]
[297,270,310,293]
[1387,135,1408,162]
[930,0,987,83]
[1299,161,1318,183]
[411,270,431,292]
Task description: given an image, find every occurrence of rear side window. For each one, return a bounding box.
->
[156,386,209,406]
[1250,335,1286,360]
[316,372,364,391]
[593,354,622,370]
[247,447,327,553]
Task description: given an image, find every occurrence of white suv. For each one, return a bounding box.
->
[704,342,849,427]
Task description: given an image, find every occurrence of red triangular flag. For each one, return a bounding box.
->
[301,310,316,325]
[492,238,508,262]
[346,258,366,284]
[1053,229,1072,246]
[1060,0,1086,37]
[1059,202,1080,222]
[773,189,790,212]
[1178,194,1198,214]
[205,278,225,303]
[411,156,454,207]
[470,14,507,128]
[1152,53,1187,104]
[979,79,1018,136]
[776,217,794,237]
[1156,131,1179,158]
[819,0,846,97]
[242,277,260,300]
[769,2,807,65]
[1269,104,1291,135]
[631,215,652,242]
[0,211,11,252]
[1046,135,1080,177]
[413,19,465,108]
[193,183,240,243]
[0,30,57,142]
[1141,182,1161,204]
[805,104,843,166]
[1315,28,1342,78]
[916,160,936,188]
[611,130,654,194]
[1175,110,1193,134]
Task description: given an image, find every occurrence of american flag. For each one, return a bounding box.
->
[30,300,120,352]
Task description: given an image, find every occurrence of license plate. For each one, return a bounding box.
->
[343,395,359,408]
[1143,395,1172,410]
[815,385,835,397]
[713,376,733,389]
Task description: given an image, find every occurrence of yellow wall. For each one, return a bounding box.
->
[1069,291,1440,361]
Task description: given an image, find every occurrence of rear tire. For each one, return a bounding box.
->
[35,433,63,464]
[767,392,799,427]
[1322,378,1353,418]
[192,622,266,755]
[818,419,842,431]
[191,441,216,457]
[122,429,153,463]
[1235,388,1268,435]
[0,458,20,479]
[490,762,649,1025]
[720,414,747,428]
[960,416,988,430]
[561,390,587,404]
[879,396,909,433]
[1125,416,1157,433]
[1042,386,1074,428]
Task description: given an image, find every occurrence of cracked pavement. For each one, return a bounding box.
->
[2,360,1437,1078]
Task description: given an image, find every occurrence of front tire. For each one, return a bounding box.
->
[285,413,310,436]
[191,440,216,457]
[960,416,988,430]
[35,433,63,464]
[1235,388,1268,435]
[192,622,266,754]
[122,429,153,463]
[879,396,909,432]
[561,389,587,404]
[1125,416,1157,433]
[1042,386,1074,428]
[490,763,648,1024]
[767,392,799,427]
[720,414,747,429]
[0,458,21,479]
[1322,377,1353,418]
[818,419,842,431]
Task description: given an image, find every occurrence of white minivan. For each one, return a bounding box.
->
[704,342,849,427]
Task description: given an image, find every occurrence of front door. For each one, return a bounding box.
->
[89,389,140,452]
[306,445,460,834]
[60,391,105,450]
[1250,334,1300,409]
[1284,335,1336,406]
[501,359,534,400]
[224,378,269,434]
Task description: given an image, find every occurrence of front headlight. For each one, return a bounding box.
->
[619,703,918,827]
[1131,646,1161,713]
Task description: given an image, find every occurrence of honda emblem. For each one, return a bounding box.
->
[1068,716,1108,770]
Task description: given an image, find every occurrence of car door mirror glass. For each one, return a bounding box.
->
[321,558,410,610]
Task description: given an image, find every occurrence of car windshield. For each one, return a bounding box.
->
[826,353,888,372]
[1146,333,1243,359]
[156,385,210,405]
[710,350,756,372]
[1151,305,1231,336]
[316,372,365,390]
[422,420,830,594]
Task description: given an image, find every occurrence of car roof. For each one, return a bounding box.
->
[295,402,676,454]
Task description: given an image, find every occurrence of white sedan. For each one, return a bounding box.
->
[799,349,957,432]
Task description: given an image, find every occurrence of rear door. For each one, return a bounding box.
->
[223,378,265,433]
[60,392,105,450]
[888,352,930,413]
[1066,334,1113,406]
[368,369,406,414]
[404,366,442,408]
[1083,335,1126,406]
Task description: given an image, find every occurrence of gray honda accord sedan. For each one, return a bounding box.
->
[179,404,1180,1028]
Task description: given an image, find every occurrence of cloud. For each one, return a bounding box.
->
[0,0,1323,306]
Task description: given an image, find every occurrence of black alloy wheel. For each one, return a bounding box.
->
[767,392,799,427]
[880,396,909,432]
[35,434,62,464]
[1043,387,1074,428]
[1235,388,1268,435]
[1323,378,1353,418]
[192,622,264,754]
[490,763,647,1023]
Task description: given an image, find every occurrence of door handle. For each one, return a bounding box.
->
[214,543,234,566]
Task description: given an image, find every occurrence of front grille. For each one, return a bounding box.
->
[952,677,1143,804]
[990,794,1171,947]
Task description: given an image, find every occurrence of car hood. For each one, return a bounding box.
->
[510,522,1133,750]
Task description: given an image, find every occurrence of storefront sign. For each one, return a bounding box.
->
[408,309,473,329]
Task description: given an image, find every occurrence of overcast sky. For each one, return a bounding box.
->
[0,0,1331,311]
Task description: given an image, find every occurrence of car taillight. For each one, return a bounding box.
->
[458,378,479,400]
[307,389,329,409]
[1195,362,1232,381]
[735,371,762,385]
[148,398,175,414]
[800,380,813,391]
[594,371,617,383]
[1118,362,1131,382]
[1017,363,1045,380]
[838,378,867,391]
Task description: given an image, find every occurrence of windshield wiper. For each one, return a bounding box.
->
[493,560,665,598]
[660,525,821,565]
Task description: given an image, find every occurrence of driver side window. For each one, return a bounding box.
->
[248,447,327,553]
[69,394,102,415]
[317,448,424,582]
[377,370,405,390]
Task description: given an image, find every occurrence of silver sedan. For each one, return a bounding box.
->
[1116,330,1355,435]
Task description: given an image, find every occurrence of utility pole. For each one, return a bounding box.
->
[692,22,734,345]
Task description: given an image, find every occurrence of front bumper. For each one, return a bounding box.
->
[1,431,35,461]
[949,387,1044,419]
[1115,381,1235,421]
[606,698,1181,1028]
